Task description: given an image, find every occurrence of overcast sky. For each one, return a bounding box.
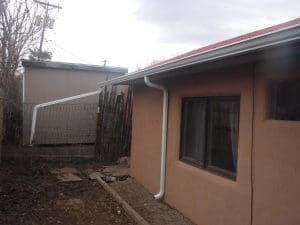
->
[44,0,300,71]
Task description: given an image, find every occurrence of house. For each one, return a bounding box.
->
[22,60,127,145]
[98,18,300,225]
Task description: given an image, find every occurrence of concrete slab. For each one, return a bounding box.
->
[50,167,82,182]
[56,173,82,182]
[51,167,80,175]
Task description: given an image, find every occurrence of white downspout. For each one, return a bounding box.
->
[144,76,169,200]
[30,89,102,146]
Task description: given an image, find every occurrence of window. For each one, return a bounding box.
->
[271,80,300,121]
[180,96,240,179]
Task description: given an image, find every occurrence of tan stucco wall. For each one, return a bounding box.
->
[131,85,163,192]
[23,67,122,145]
[24,68,119,103]
[130,56,300,225]
[131,66,253,225]
[252,57,300,225]
[165,67,253,225]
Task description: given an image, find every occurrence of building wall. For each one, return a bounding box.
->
[130,56,300,225]
[23,67,121,145]
[252,57,300,225]
[131,84,163,192]
[165,67,254,225]
[24,67,119,103]
[131,65,254,225]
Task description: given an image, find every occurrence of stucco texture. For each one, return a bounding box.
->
[252,57,300,225]
[23,67,121,145]
[130,55,300,225]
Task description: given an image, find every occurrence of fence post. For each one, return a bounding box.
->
[0,88,4,164]
[95,84,132,163]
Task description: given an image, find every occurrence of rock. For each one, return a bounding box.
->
[56,173,82,182]
[50,167,82,182]
[117,156,130,167]
[118,175,130,181]
[102,165,129,177]
[88,171,105,180]
[114,206,122,215]
[102,175,117,183]
[51,167,80,175]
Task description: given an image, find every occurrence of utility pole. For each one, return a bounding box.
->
[34,0,61,60]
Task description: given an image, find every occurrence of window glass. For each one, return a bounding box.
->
[207,98,239,173]
[180,96,240,178]
[272,80,300,121]
[181,99,207,165]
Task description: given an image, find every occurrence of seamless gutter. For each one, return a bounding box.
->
[98,23,300,87]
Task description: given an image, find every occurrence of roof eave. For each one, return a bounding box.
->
[22,60,128,74]
[98,24,300,87]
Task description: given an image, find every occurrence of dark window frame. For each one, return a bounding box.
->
[271,80,300,121]
[180,96,240,180]
[180,97,208,168]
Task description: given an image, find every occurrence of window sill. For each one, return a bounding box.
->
[179,159,237,181]
[206,165,236,181]
[180,157,204,168]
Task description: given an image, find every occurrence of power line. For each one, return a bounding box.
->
[34,0,62,9]
[34,0,61,60]
[46,39,90,64]
[44,40,60,60]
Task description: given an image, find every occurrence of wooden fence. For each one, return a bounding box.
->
[95,84,132,163]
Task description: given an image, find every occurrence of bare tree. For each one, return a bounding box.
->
[0,0,45,92]
[0,0,51,144]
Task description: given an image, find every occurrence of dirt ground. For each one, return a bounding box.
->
[111,178,195,225]
[0,160,135,225]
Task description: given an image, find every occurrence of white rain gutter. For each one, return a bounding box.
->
[27,22,300,197]
[29,89,102,145]
[96,24,300,88]
[92,25,300,201]
[144,76,169,200]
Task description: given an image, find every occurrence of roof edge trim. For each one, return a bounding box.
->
[22,60,128,74]
[98,24,300,87]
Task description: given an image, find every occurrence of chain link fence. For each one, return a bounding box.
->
[22,102,98,146]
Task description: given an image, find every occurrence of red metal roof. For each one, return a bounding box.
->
[144,18,300,70]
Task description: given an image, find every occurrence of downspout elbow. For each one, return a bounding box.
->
[144,76,169,200]
[154,191,164,200]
